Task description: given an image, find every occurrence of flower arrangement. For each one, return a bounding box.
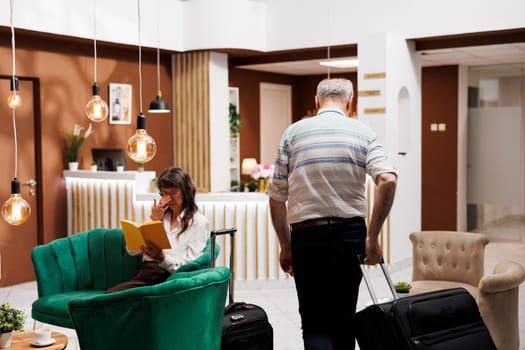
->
[251,163,274,192]
[0,302,26,333]
[64,123,94,162]
[251,163,274,180]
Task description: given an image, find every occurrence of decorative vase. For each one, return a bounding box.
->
[68,161,79,171]
[116,165,125,173]
[258,178,269,193]
[0,331,13,348]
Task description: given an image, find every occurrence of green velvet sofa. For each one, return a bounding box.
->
[69,267,230,350]
[31,227,219,329]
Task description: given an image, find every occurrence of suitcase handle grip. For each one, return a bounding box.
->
[211,228,237,238]
[357,254,398,304]
[357,254,385,265]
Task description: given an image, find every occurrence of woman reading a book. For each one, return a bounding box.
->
[106,167,209,293]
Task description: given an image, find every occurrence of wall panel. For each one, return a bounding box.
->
[173,52,211,191]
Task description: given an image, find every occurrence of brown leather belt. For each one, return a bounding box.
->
[290,217,363,231]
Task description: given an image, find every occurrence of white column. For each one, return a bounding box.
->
[209,52,231,192]
[357,33,422,265]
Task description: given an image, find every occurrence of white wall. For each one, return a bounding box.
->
[264,0,525,51]
[1,0,524,52]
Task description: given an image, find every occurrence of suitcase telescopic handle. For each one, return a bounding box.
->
[357,254,398,304]
[210,228,236,268]
[211,228,236,304]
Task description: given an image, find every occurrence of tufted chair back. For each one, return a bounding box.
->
[32,228,142,297]
[409,231,489,295]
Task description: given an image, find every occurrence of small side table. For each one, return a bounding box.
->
[9,331,68,350]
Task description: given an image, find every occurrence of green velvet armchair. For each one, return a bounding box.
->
[31,227,219,329]
[69,267,230,350]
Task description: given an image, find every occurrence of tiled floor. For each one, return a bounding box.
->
[1,219,524,350]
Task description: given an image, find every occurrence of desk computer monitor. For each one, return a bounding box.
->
[91,148,126,171]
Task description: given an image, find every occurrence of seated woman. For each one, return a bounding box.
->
[106,166,209,293]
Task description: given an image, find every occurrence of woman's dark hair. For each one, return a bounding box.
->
[157,167,198,234]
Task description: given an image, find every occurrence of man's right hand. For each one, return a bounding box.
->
[363,237,382,265]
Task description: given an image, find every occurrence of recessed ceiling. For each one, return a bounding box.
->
[235,43,525,76]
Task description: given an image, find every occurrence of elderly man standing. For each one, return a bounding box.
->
[267,78,397,350]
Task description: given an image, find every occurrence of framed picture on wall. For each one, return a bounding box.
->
[109,83,132,125]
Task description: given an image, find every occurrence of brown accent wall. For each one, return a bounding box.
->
[421,66,458,230]
[0,29,173,244]
[229,68,357,183]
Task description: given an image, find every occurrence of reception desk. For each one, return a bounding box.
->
[63,170,156,235]
[64,171,388,282]
[136,191,286,281]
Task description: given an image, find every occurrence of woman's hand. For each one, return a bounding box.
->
[150,197,171,220]
[141,240,165,262]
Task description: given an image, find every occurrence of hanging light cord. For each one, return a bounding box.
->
[10,0,18,180]
[138,0,143,113]
[155,0,161,93]
[327,45,331,79]
[156,47,161,92]
[93,0,97,83]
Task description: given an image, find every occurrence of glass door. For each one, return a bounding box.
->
[467,64,524,238]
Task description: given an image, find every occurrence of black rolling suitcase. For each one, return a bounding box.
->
[352,256,496,350]
[211,228,273,350]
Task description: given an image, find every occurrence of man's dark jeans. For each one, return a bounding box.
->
[291,218,366,350]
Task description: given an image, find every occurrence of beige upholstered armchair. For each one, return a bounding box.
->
[408,231,525,350]
[478,260,525,350]
[409,231,488,297]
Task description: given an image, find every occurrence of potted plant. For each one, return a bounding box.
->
[116,162,125,173]
[229,103,242,139]
[64,123,94,170]
[90,162,97,172]
[0,302,26,348]
[394,281,412,294]
[150,177,158,192]
[247,180,258,192]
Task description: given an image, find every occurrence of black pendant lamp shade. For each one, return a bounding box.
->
[148,91,170,113]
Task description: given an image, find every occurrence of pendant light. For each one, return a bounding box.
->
[85,0,109,122]
[148,0,170,114]
[148,47,170,113]
[2,0,31,226]
[7,76,22,109]
[127,0,157,165]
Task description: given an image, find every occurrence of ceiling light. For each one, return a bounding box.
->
[127,0,157,165]
[319,58,359,68]
[85,0,109,122]
[2,179,31,226]
[148,1,170,114]
[7,76,22,109]
[3,0,31,225]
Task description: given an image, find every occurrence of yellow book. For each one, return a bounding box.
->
[120,219,172,251]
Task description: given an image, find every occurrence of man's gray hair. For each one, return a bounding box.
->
[316,78,354,101]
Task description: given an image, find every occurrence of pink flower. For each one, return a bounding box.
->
[251,163,274,180]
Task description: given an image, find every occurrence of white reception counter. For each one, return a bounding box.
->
[63,170,287,281]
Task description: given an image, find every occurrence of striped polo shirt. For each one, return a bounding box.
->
[267,107,397,224]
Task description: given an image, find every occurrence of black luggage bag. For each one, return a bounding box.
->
[211,228,273,350]
[352,256,496,350]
